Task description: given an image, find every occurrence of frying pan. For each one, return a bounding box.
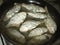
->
[0,0,60,45]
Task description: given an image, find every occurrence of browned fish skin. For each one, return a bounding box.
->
[1,3,57,45]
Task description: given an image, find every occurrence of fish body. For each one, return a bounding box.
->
[22,3,46,13]
[28,35,48,45]
[4,28,25,44]
[44,18,57,34]
[4,4,21,21]
[6,12,26,27]
[29,27,48,37]
[28,12,47,19]
[20,20,40,33]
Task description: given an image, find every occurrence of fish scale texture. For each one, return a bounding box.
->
[0,3,57,45]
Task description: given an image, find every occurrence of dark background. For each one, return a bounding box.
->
[0,0,60,45]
